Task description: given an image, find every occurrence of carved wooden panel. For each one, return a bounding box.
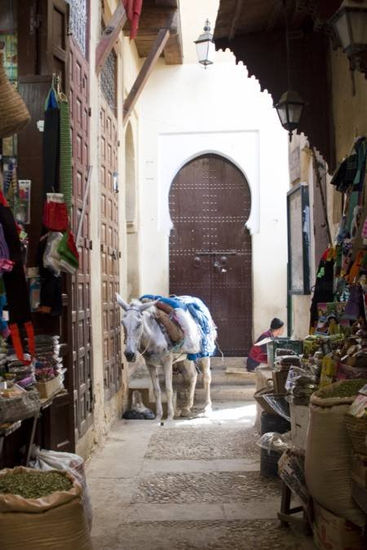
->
[69,27,93,440]
[100,97,121,399]
[169,154,252,356]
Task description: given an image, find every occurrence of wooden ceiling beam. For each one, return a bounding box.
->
[95,2,127,74]
[125,7,177,35]
[164,32,183,64]
[123,25,171,124]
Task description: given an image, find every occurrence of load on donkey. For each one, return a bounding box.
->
[116,294,217,421]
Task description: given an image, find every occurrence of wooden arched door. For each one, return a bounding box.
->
[169,154,252,356]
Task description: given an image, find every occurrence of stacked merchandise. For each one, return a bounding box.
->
[33,335,65,399]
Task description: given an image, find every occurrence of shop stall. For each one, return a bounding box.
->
[255,136,367,550]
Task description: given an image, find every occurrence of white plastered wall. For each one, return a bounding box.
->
[136,0,290,339]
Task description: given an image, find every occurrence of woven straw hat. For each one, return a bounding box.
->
[0,52,30,138]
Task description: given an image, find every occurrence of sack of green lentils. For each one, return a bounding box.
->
[0,467,93,550]
[305,379,367,527]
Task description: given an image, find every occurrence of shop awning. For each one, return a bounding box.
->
[214,1,343,170]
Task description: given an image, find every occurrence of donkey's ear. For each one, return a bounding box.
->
[138,301,157,312]
[116,293,129,311]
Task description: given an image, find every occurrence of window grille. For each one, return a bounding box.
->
[66,0,87,57]
[101,50,117,112]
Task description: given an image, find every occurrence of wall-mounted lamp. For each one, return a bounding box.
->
[329,0,367,71]
[194,19,215,68]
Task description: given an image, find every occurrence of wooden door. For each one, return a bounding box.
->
[17,0,77,452]
[169,154,252,356]
[68,4,93,440]
[100,50,122,400]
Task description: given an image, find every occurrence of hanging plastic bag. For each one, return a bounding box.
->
[43,232,63,275]
[57,230,79,273]
[256,431,291,454]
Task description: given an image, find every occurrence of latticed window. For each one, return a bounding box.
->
[101,50,117,112]
[66,0,88,57]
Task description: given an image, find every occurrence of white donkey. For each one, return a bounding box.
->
[116,294,216,421]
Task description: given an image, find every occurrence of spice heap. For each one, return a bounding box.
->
[315,379,366,399]
[0,470,72,499]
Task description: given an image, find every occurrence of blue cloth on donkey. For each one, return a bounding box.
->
[140,294,217,360]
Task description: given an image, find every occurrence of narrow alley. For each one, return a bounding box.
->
[1,1,367,549]
[87,360,315,550]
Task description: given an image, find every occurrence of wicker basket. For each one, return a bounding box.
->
[345,413,367,456]
[254,388,278,415]
[0,52,30,138]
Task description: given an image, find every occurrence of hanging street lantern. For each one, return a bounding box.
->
[274,1,305,141]
[194,19,215,68]
[329,0,367,68]
[275,90,305,141]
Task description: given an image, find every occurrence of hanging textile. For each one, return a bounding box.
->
[123,0,143,40]
[59,96,72,213]
[43,86,60,194]
[38,81,63,316]
[310,248,335,328]
[0,191,34,361]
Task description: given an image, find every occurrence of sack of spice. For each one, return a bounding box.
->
[29,447,92,529]
[305,379,367,528]
[0,467,93,550]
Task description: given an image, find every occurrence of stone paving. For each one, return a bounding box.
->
[144,425,259,460]
[86,401,316,550]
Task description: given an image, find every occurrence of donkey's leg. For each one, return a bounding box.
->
[200,357,212,414]
[180,360,197,417]
[162,355,175,420]
[147,363,163,420]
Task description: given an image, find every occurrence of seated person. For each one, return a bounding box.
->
[246,318,285,371]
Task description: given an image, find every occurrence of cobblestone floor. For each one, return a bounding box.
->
[144,426,259,460]
[110,520,308,550]
[133,471,281,504]
[86,402,315,550]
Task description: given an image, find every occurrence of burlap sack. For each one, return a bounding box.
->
[305,383,366,527]
[0,467,93,550]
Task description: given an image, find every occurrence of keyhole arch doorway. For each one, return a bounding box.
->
[169,153,253,356]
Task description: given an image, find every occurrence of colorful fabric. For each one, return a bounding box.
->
[123,0,143,40]
[310,248,335,326]
[59,99,72,213]
[43,87,60,194]
[0,200,34,361]
[179,296,216,360]
[140,294,216,359]
[246,329,272,371]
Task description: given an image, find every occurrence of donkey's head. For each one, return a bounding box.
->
[116,294,156,362]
